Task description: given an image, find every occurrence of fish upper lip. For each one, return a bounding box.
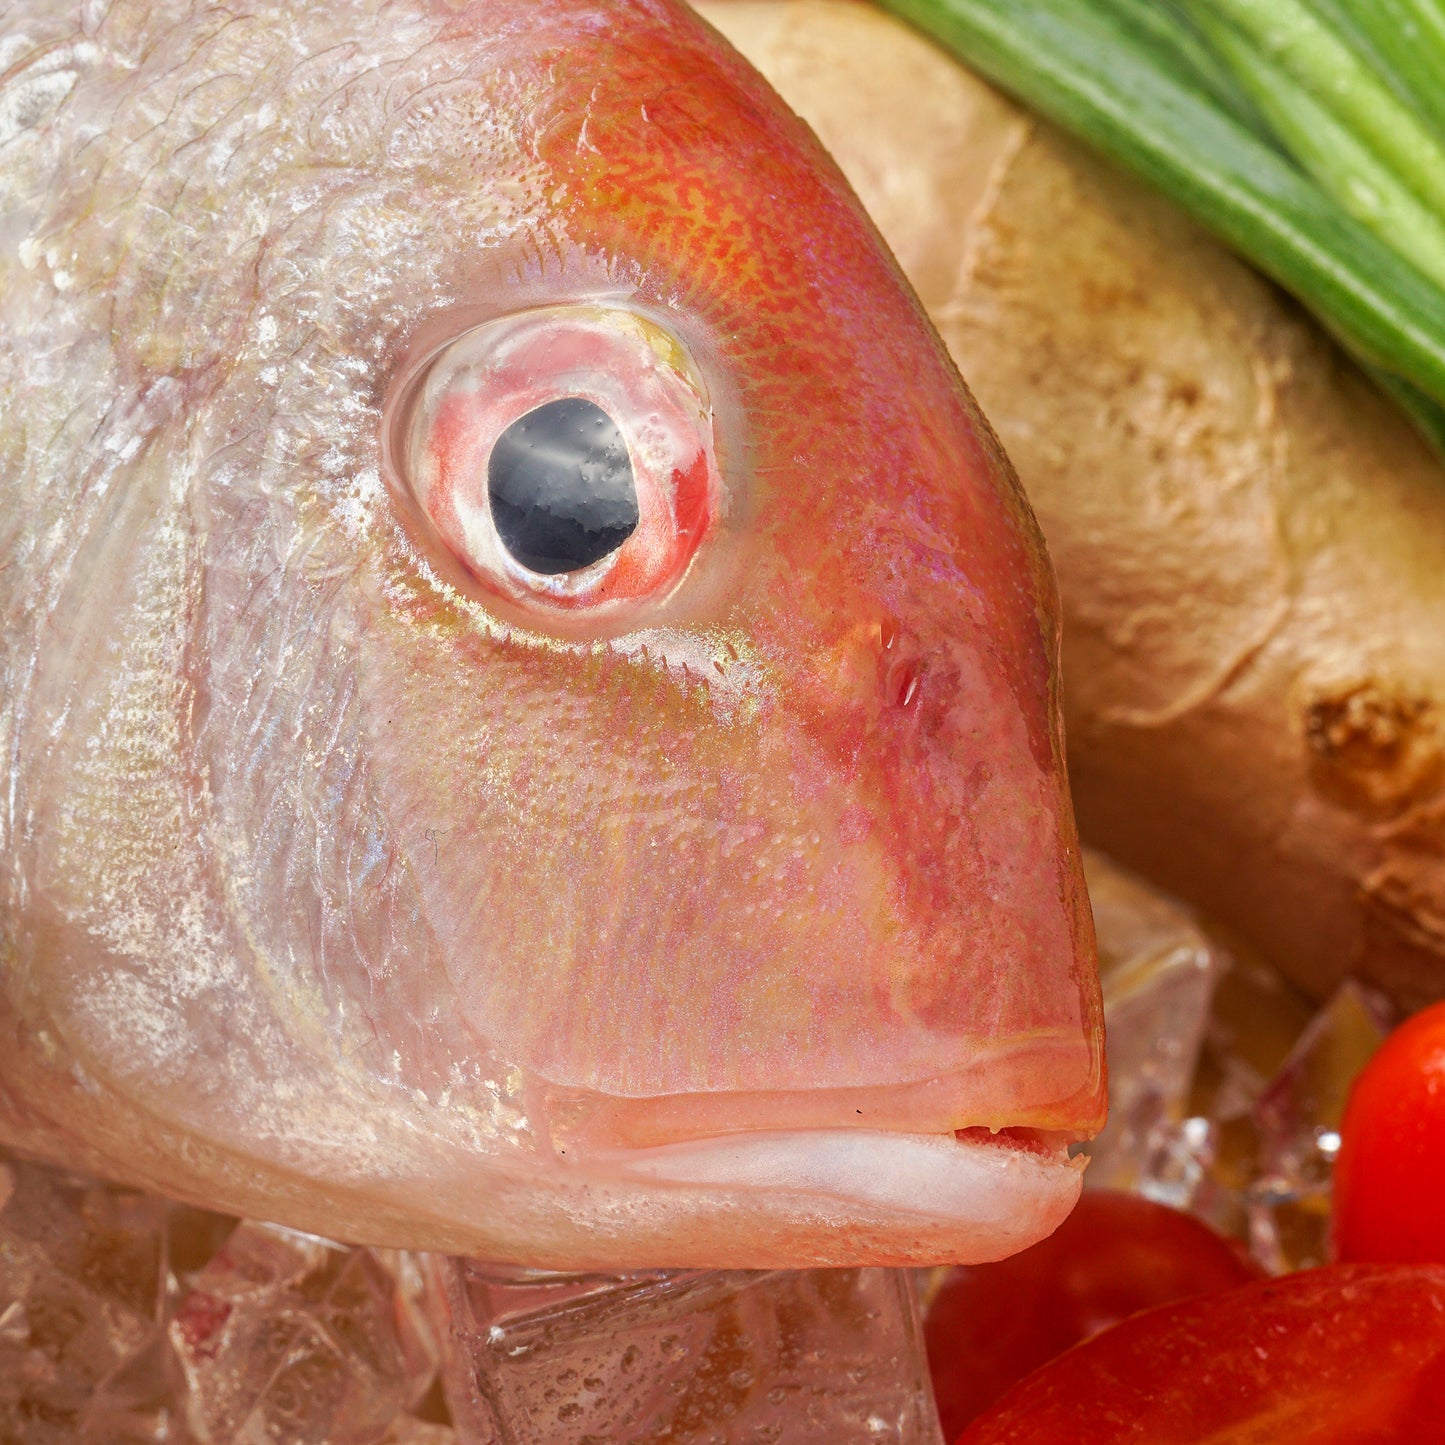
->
[555,1034,1105,1154]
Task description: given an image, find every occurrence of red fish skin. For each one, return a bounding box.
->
[1,0,1101,1265]
[370,0,1103,1125]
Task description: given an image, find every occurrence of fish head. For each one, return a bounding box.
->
[1,0,1102,1266]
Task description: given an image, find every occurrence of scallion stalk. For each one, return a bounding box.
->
[875,0,1445,443]
[1314,0,1445,137]
[1090,0,1271,129]
[1185,0,1445,218]
[1190,6,1445,288]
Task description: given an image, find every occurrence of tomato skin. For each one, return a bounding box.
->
[954,1264,1445,1445]
[1334,1000,1445,1265]
[924,1190,1260,1438]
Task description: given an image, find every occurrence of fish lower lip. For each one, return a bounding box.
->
[611,1127,1084,1262]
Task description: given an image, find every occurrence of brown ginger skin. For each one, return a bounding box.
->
[701,0,1445,1009]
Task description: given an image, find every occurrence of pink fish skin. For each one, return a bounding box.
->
[0,0,1103,1267]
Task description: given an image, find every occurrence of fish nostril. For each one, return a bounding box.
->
[872,615,923,711]
[882,655,922,711]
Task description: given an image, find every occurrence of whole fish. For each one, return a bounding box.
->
[0,0,1104,1268]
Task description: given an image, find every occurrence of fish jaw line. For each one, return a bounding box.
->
[603,1126,1085,1266]
[348,1125,1088,1269]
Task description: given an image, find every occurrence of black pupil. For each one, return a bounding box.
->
[487,398,639,575]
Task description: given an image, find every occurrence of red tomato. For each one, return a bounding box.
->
[924,1189,1260,1438]
[955,1264,1445,1444]
[1334,999,1445,1264]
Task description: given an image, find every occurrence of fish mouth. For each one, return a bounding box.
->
[568,1034,1104,1148]
[598,1124,1085,1266]
[519,1037,1101,1267]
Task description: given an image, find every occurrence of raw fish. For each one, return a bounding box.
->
[0,0,1102,1267]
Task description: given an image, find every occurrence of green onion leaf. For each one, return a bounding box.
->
[875,0,1445,424]
[1089,0,1271,129]
[1312,0,1445,137]
[1190,6,1445,288]
[1184,0,1445,218]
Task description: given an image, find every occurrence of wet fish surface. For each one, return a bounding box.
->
[0,0,1103,1267]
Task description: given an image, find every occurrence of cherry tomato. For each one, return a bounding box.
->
[955,1264,1445,1444]
[1334,999,1445,1264]
[924,1189,1261,1438]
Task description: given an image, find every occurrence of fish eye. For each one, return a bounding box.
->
[394,305,720,617]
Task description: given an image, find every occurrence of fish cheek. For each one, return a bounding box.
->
[355,592,930,1101]
[675,365,1103,1127]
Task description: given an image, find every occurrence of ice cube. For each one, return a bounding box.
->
[0,1153,179,1443]
[433,1263,943,1444]
[1081,850,1225,1198]
[1246,980,1393,1272]
[171,1222,440,1444]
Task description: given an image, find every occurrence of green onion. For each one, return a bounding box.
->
[874,0,1445,444]
[1190,6,1445,288]
[1186,0,1445,218]
[1311,0,1445,136]
[1089,0,1271,128]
